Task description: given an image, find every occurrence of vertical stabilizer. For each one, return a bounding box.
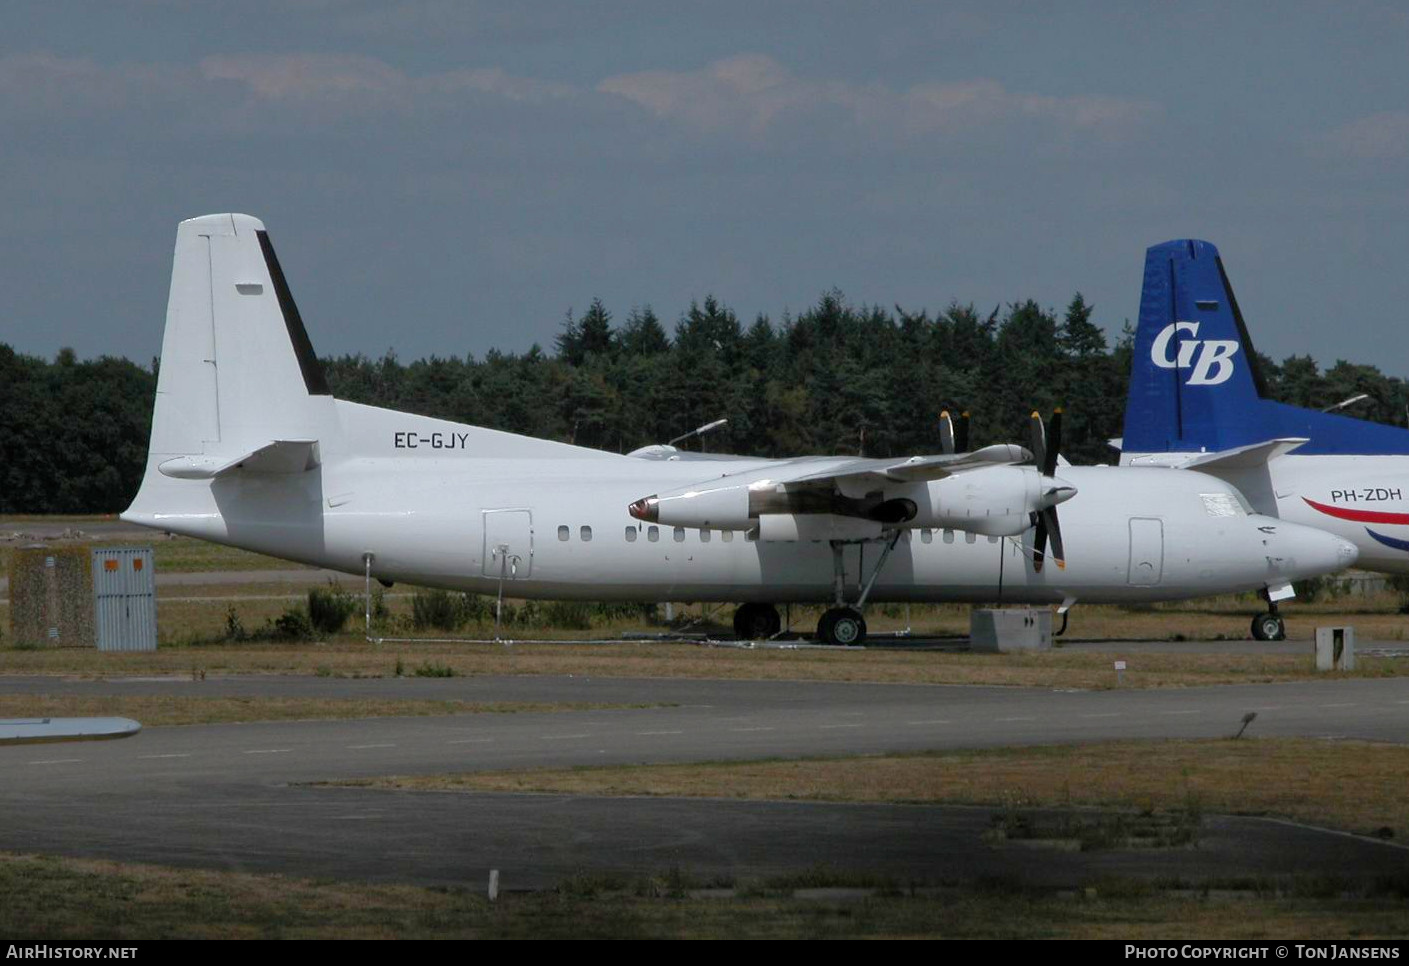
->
[1123,240,1409,456]
[147,213,334,463]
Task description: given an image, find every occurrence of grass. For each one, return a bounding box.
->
[1,519,312,574]
[340,738,1409,840]
[5,538,1409,690]
[2,635,1404,689]
[0,695,664,727]
[1,852,1407,939]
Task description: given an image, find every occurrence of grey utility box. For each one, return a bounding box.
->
[1314,626,1355,672]
[970,608,1052,652]
[92,547,157,652]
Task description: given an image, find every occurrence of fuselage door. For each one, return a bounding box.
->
[1127,517,1164,586]
[482,509,533,579]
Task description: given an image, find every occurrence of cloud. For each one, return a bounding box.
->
[200,53,408,101]
[598,54,1158,142]
[1317,111,1409,161]
[0,48,1152,155]
[0,52,194,119]
[0,50,574,127]
[200,53,574,106]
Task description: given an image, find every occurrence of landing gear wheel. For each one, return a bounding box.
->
[733,603,782,641]
[1251,612,1286,642]
[817,607,867,646]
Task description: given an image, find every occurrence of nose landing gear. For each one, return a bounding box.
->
[1251,590,1287,641]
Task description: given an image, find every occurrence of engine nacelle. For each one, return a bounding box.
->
[911,465,1042,537]
[629,485,751,529]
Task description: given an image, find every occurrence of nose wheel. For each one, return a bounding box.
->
[1251,611,1286,642]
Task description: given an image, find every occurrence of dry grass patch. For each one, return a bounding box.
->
[2,638,1403,689]
[0,694,659,727]
[351,738,1409,839]
[2,852,1407,939]
[1,528,307,575]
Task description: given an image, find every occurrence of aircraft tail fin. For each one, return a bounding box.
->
[1122,239,1409,456]
[146,213,337,466]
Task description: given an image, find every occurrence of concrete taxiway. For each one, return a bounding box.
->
[1,674,1406,888]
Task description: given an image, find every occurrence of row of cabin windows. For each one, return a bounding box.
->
[556,525,997,545]
[558,524,755,543]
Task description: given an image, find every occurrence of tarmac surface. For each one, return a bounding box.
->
[2,673,1407,888]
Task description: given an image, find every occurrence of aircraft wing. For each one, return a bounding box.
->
[780,443,1030,486]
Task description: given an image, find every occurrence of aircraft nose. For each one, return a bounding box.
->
[1269,522,1359,579]
[1336,536,1360,567]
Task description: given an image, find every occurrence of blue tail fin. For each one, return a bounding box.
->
[1122,239,1409,456]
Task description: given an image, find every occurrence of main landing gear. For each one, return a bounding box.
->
[1251,592,1286,642]
[732,534,903,646]
[813,533,903,646]
[733,602,782,640]
[816,606,867,646]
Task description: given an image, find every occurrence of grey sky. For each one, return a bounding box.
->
[3,1,1408,373]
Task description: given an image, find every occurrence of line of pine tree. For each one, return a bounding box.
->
[3,292,1407,513]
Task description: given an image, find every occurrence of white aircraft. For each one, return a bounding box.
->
[1120,238,1409,638]
[121,215,1357,645]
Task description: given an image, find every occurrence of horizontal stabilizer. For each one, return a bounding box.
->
[1179,438,1307,472]
[0,717,142,745]
[158,439,320,480]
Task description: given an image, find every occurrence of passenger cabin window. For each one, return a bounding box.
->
[648,526,660,542]
[921,530,933,544]
[942,530,954,544]
[673,527,686,543]
[722,531,734,543]
[699,530,711,542]
[557,525,569,542]
[580,526,593,542]
[965,532,976,544]
[625,526,637,542]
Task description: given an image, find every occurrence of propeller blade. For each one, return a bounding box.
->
[1028,411,1046,470]
[1032,510,1048,573]
[1044,506,1066,569]
[939,411,955,455]
[956,411,971,454]
[1044,408,1063,477]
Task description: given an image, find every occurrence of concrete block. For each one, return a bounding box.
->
[1315,626,1355,671]
[970,608,1052,652]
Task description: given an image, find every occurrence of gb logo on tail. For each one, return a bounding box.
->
[1150,322,1239,385]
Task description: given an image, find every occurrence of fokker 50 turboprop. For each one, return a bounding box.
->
[1120,239,1409,637]
[121,215,1357,644]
